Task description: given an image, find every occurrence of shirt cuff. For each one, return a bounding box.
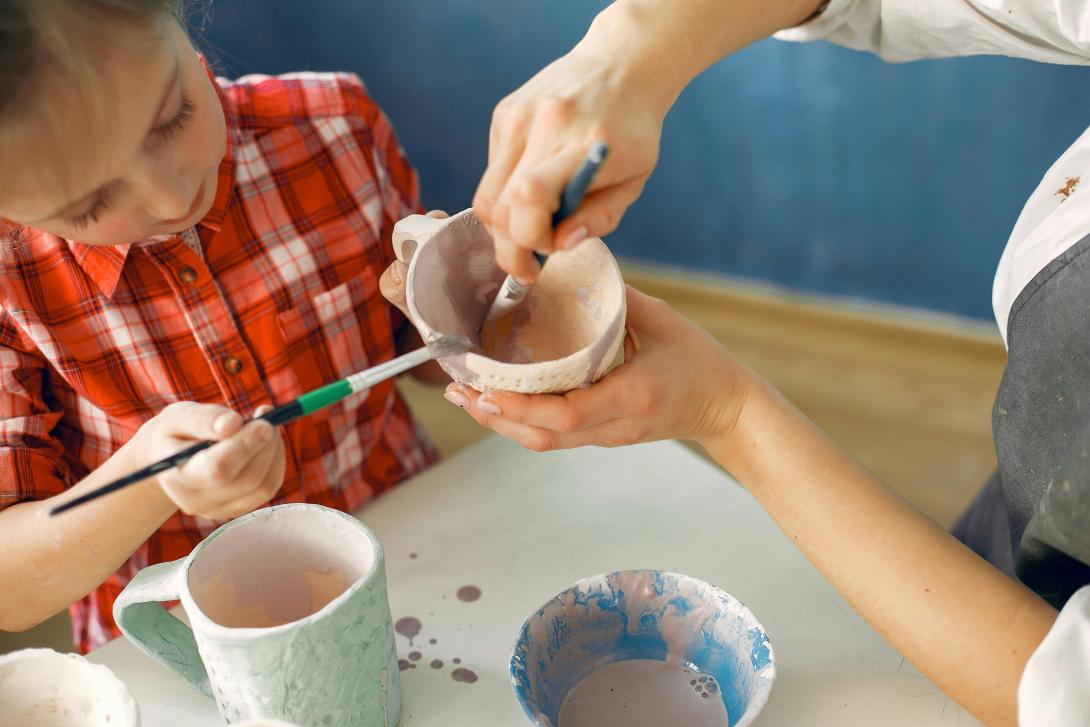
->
[774,0,854,43]
[1018,585,1090,727]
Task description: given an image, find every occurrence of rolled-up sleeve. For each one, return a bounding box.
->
[0,310,67,511]
[775,0,1090,64]
[1018,585,1090,727]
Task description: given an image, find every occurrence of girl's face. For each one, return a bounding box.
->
[0,12,226,245]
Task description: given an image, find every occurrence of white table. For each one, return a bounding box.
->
[90,436,981,726]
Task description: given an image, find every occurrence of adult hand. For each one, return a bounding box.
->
[473,45,668,282]
[443,286,756,452]
[129,402,286,520]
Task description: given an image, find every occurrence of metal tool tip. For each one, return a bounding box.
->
[427,334,473,358]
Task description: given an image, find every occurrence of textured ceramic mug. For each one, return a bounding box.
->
[0,648,140,726]
[511,570,776,727]
[392,209,626,394]
[114,504,399,727]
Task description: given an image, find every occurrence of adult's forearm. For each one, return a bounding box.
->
[0,444,176,631]
[706,382,1057,727]
[581,0,825,113]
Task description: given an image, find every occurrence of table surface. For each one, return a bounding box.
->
[90,435,981,726]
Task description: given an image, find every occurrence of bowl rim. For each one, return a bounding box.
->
[508,569,776,727]
[403,212,627,372]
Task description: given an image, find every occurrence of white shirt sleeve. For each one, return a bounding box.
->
[1018,585,1090,727]
[775,0,1090,64]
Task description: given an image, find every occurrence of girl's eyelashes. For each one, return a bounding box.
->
[152,94,194,141]
[69,192,111,230]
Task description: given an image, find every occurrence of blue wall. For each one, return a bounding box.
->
[198,2,1090,321]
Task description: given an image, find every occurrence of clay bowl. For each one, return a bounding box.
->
[392,209,626,394]
[0,648,140,726]
[510,570,775,727]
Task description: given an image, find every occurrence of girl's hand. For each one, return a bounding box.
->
[444,286,755,452]
[473,43,668,283]
[127,402,286,520]
[381,209,450,319]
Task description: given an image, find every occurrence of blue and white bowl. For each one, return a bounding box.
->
[510,570,775,727]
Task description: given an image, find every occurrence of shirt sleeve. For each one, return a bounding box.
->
[1018,584,1090,727]
[0,309,68,512]
[337,74,423,331]
[775,0,1090,64]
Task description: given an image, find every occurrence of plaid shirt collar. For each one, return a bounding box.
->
[66,62,234,299]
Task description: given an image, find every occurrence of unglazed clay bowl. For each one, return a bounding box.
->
[510,570,775,727]
[392,209,626,393]
[0,648,140,726]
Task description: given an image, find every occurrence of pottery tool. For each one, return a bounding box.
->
[49,334,472,516]
[484,141,609,323]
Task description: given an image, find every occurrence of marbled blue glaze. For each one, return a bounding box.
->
[510,571,775,727]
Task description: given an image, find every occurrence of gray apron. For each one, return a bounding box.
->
[953,233,1090,609]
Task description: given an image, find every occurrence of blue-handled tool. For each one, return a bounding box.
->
[484,142,609,322]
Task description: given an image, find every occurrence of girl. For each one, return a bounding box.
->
[0,0,444,652]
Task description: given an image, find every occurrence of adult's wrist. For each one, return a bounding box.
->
[579,1,695,118]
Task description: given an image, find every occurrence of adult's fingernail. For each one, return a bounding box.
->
[444,390,469,409]
[559,226,588,251]
[478,396,502,416]
[390,264,402,286]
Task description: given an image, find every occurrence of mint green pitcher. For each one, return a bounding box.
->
[114,504,399,726]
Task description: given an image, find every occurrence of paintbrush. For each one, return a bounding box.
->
[49,333,472,516]
[484,141,610,323]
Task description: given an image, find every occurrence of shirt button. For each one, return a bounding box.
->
[178,266,198,285]
[223,356,244,374]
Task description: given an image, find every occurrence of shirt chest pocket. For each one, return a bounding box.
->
[275,268,395,434]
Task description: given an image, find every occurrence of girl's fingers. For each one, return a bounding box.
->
[199,436,286,519]
[379,261,410,317]
[177,419,278,487]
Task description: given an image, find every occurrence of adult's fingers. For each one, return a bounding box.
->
[551,181,644,251]
[448,383,645,452]
[500,147,589,257]
[474,106,531,227]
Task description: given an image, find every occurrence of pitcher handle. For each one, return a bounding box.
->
[391,213,446,265]
[113,559,211,697]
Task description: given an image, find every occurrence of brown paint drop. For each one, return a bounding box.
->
[410,553,418,559]
[451,667,478,684]
[395,616,422,645]
[409,651,422,661]
[457,585,482,602]
[430,659,444,669]
[1056,176,1081,202]
[429,638,438,645]
[398,659,411,672]
[453,658,462,665]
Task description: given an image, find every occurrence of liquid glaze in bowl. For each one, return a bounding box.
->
[510,570,775,727]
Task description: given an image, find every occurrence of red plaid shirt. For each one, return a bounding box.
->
[0,72,437,652]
